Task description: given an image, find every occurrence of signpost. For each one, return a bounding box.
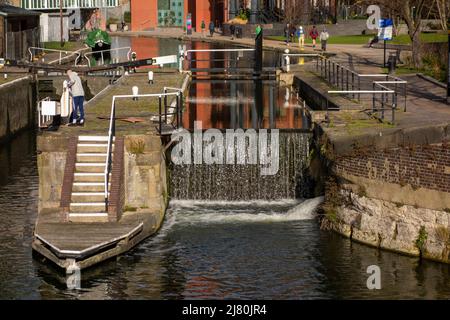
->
[378,18,393,67]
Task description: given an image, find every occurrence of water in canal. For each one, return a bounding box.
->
[0,38,449,299]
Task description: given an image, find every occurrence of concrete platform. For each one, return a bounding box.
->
[32,208,161,270]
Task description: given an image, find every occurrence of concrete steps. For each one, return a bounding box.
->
[68,136,113,223]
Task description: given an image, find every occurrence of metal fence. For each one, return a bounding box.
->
[6,27,41,61]
[301,54,407,124]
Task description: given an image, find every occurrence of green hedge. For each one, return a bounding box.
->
[124,11,131,23]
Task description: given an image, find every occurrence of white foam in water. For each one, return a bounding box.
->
[168,197,324,224]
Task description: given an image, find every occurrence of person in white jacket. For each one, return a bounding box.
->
[67,70,85,126]
[320,28,330,51]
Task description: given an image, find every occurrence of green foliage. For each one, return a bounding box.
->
[43,41,78,51]
[124,11,131,23]
[415,226,428,253]
[237,8,250,21]
[357,185,367,198]
[128,138,146,155]
[107,17,120,25]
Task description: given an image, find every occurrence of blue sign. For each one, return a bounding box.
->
[379,19,393,28]
[378,18,393,41]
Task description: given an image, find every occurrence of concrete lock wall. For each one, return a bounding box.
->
[0,76,35,143]
[37,135,69,212]
[37,134,168,219]
[124,135,167,215]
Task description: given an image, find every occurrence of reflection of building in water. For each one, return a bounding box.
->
[183,79,307,130]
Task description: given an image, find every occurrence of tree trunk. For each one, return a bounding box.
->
[411,28,423,69]
[402,0,423,69]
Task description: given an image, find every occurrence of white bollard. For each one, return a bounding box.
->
[284,49,290,72]
[132,86,139,101]
[148,71,154,84]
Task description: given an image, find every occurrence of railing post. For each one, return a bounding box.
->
[381,90,385,120]
[336,64,342,90]
[158,96,162,134]
[372,82,376,113]
[351,72,355,99]
[404,83,407,112]
[358,76,361,101]
[164,88,168,123]
[179,91,183,128]
[393,92,397,123]
[176,93,180,128]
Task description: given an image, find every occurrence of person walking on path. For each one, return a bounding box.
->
[289,24,296,43]
[230,24,236,40]
[320,28,329,51]
[309,25,319,48]
[284,23,291,46]
[201,20,206,37]
[297,26,305,49]
[209,21,215,37]
[67,69,85,126]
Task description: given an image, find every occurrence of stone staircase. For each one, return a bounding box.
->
[63,136,114,223]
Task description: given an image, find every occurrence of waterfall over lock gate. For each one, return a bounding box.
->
[169,131,312,201]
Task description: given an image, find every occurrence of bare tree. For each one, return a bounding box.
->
[362,0,434,68]
[282,0,313,24]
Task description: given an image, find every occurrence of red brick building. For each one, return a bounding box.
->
[131,0,226,33]
[130,1,339,32]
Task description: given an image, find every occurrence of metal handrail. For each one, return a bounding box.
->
[28,47,81,65]
[105,92,182,201]
[82,47,132,67]
[313,55,408,113]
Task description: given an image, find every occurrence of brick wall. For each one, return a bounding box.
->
[108,137,125,222]
[334,143,450,194]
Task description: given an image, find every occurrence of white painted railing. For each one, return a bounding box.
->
[28,47,81,65]
[21,0,118,10]
[82,47,131,67]
[105,92,182,201]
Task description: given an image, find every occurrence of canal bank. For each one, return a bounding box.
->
[289,61,450,264]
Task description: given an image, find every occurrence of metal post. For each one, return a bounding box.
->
[383,40,387,68]
[381,90,385,120]
[176,93,180,128]
[158,96,162,134]
[179,91,183,128]
[372,82,376,113]
[404,83,407,112]
[60,0,64,47]
[164,89,168,122]
[336,65,340,88]
[393,92,397,123]
[351,72,355,99]
[358,76,361,101]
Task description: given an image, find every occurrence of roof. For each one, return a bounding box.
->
[0,4,41,17]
